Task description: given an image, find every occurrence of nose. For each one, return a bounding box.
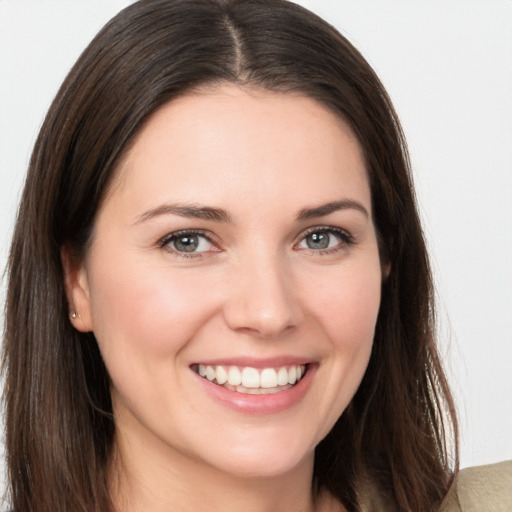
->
[222,251,303,339]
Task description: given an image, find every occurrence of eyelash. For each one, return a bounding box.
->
[158,226,355,258]
[297,226,355,255]
[159,229,217,259]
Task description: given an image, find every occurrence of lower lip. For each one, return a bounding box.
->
[193,365,317,415]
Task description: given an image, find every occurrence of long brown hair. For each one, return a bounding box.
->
[2,1,458,511]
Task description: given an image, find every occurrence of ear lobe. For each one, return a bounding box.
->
[60,245,94,332]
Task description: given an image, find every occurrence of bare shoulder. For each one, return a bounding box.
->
[440,460,512,512]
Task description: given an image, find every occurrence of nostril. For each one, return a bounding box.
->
[223,302,301,339]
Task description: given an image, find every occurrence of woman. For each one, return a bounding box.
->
[3,0,501,511]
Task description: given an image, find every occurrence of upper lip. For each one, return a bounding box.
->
[190,356,314,369]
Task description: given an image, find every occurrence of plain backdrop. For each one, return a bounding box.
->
[1,0,511,497]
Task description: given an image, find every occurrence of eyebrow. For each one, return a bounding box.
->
[134,203,232,224]
[296,200,369,221]
[134,199,368,225]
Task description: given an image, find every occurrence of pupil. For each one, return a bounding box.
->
[175,235,198,252]
[307,232,329,249]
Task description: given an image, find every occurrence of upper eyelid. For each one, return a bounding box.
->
[159,229,217,247]
[297,225,353,240]
[157,225,354,252]
[301,225,349,234]
[294,225,355,252]
[158,230,220,259]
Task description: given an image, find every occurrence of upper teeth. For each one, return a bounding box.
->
[197,364,306,389]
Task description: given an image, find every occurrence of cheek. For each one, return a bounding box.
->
[86,253,221,359]
[339,278,381,345]
[308,262,382,348]
[310,259,381,380]
[295,259,381,439]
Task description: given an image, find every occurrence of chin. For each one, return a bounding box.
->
[213,452,311,480]
[195,429,317,480]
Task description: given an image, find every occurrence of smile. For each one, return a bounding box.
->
[192,364,307,394]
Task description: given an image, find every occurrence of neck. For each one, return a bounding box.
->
[109,429,331,512]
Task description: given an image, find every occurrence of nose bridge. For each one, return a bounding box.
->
[223,244,301,338]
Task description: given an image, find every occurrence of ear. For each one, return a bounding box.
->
[381,260,391,281]
[61,245,94,332]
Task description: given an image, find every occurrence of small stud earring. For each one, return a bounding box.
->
[71,312,78,319]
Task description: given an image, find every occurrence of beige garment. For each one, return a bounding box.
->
[440,460,512,512]
[357,461,512,511]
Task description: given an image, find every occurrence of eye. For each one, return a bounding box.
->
[296,227,353,253]
[160,230,217,255]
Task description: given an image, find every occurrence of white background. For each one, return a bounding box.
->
[1,0,511,496]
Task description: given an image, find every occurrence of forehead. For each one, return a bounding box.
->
[107,84,370,216]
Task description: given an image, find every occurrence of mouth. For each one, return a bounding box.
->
[191,363,308,395]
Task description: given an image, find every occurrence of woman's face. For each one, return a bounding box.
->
[68,85,383,479]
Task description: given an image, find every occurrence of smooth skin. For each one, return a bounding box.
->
[63,84,385,512]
